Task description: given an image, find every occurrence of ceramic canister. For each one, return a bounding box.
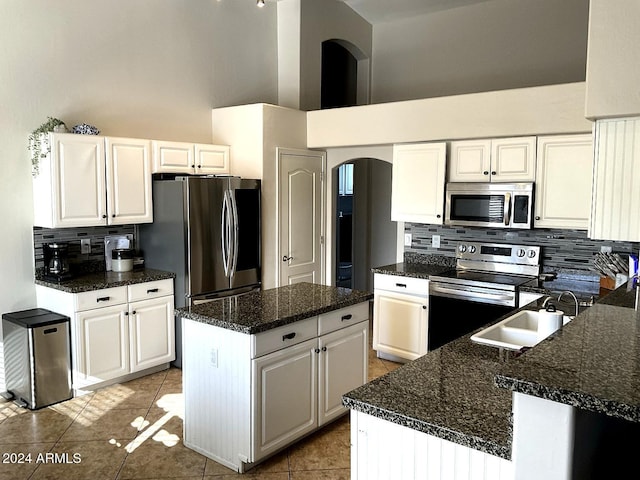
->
[537,305,564,341]
[112,248,134,272]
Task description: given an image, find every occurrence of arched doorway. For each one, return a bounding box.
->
[321,39,370,109]
[333,158,396,291]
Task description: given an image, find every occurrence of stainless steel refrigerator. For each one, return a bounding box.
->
[138,175,261,367]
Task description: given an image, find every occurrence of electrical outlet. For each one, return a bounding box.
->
[210,348,218,368]
[80,238,91,254]
[432,235,441,248]
[600,245,612,253]
[404,233,412,246]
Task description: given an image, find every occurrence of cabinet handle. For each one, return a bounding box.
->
[124,311,129,316]
[191,164,195,168]
[423,305,427,309]
[282,332,296,341]
[535,216,540,220]
[197,164,202,168]
[147,288,159,294]
[436,214,441,218]
[491,171,497,175]
[341,314,353,321]
[112,214,116,218]
[315,348,320,354]
[322,346,327,352]
[96,296,110,302]
[395,283,407,288]
[483,171,489,175]
[102,214,107,219]
[131,310,136,315]
[283,255,294,262]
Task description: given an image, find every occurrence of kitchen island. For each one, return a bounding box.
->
[176,282,373,473]
[344,285,640,480]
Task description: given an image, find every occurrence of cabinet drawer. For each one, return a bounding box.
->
[374,273,429,296]
[252,316,318,359]
[318,302,370,336]
[128,279,174,302]
[75,286,127,312]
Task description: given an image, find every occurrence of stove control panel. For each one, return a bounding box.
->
[456,242,540,266]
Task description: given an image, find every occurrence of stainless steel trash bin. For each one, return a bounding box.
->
[2,308,72,409]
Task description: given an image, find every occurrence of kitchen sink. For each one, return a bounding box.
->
[470,309,572,351]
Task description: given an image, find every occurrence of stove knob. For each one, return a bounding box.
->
[527,249,537,258]
[516,248,526,258]
[468,245,477,254]
[458,245,467,253]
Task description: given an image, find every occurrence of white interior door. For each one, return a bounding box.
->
[278,149,325,286]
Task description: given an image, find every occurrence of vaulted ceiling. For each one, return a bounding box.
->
[341,0,495,23]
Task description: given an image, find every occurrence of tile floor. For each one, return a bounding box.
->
[0,331,401,480]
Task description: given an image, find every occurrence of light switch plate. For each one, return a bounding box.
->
[432,235,441,248]
[404,233,412,246]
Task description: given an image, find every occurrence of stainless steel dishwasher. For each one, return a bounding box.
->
[2,308,72,409]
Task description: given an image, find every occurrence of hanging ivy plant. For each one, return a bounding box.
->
[28,117,66,177]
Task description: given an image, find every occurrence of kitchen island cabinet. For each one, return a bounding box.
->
[177,282,372,473]
[344,286,640,480]
[35,269,175,394]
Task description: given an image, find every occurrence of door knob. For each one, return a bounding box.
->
[282,255,293,262]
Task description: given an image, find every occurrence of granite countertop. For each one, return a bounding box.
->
[371,259,454,280]
[343,284,640,460]
[496,291,640,423]
[176,282,373,335]
[35,268,175,293]
[343,333,514,459]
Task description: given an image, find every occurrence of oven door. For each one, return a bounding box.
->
[428,281,516,351]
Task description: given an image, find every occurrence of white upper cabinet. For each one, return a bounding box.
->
[194,143,230,175]
[590,117,640,241]
[534,134,593,230]
[105,137,153,225]
[448,137,536,183]
[152,140,194,174]
[391,142,446,224]
[33,133,152,228]
[152,140,229,175]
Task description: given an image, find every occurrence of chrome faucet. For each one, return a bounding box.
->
[557,291,579,318]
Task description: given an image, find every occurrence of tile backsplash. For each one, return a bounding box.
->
[33,225,135,272]
[404,223,640,274]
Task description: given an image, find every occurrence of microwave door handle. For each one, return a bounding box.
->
[504,192,512,226]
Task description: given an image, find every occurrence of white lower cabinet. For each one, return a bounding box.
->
[36,278,174,393]
[182,301,369,473]
[373,274,429,361]
[253,338,318,459]
[76,304,129,384]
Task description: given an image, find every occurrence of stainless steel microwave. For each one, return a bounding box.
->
[445,182,534,229]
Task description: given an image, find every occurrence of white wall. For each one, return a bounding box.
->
[0,0,278,318]
[585,0,640,119]
[371,0,589,103]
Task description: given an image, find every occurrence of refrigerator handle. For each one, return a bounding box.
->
[230,189,239,277]
[221,191,231,277]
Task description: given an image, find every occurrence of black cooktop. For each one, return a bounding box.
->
[430,268,539,289]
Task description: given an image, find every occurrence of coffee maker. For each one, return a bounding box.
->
[43,243,72,281]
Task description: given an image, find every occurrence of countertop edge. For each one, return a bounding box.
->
[34,269,176,293]
[176,288,373,335]
[342,396,512,461]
